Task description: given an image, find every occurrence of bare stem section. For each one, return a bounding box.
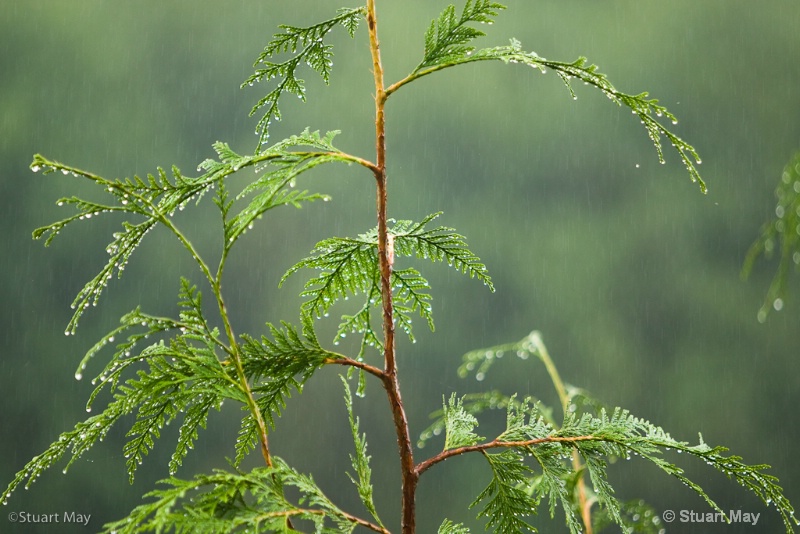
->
[366,1,417,532]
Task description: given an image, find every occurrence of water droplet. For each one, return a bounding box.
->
[475,372,485,381]
[757,309,767,323]
[31,165,41,172]
[75,372,82,380]
[773,298,784,311]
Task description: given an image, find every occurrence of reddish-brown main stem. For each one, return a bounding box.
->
[366,2,417,533]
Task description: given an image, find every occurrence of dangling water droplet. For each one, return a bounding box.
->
[773,298,784,311]
[74,372,82,380]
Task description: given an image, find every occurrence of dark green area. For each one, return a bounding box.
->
[1,1,798,532]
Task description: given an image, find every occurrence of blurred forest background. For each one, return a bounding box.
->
[1,1,799,533]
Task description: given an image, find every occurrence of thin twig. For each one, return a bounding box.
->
[415,435,598,477]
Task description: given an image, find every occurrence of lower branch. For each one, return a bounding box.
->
[415,435,597,477]
[324,356,386,380]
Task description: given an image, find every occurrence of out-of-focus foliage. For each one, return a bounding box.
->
[743,151,800,322]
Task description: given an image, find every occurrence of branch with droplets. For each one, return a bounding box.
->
[386,39,705,193]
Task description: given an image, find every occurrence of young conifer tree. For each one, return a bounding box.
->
[5,2,798,533]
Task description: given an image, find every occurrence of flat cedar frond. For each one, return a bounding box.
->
[283,214,491,350]
[120,338,243,483]
[742,150,800,321]
[342,378,384,528]
[31,132,344,334]
[101,459,361,534]
[2,280,241,500]
[417,0,506,71]
[281,234,378,320]
[30,155,220,334]
[83,279,225,410]
[459,330,548,383]
[235,320,334,466]
[243,8,365,149]
[438,519,471,534]
[400,20,706,192]
[419,391,527,449]
[472,450,539,534]
[442,394,484,450]
[392,212,494,291]
[200,131,343,250]
[480,401,799,533]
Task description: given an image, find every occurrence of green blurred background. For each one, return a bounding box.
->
[2,1,798,532]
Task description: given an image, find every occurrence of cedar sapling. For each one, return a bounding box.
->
[5,2,798,533]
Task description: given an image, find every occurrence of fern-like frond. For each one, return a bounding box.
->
[235,318,335,466]
[120,336,242,482]
[342,377,384,528]
[417,0,506,71]
[442,394,484,450]
[243,8,365,149]
[283,214,492,349]
[200,131,348,251]
[515,403,797,533]
[419,391,525,449]
[2,280,244,501]
[397,29,705,192]
[31,130,349,334]
[337,280,383,359]
[30,155,223,333]
[3,408,125,505]
[439,518,471,534]
[392,266,434,342]
[742,150,800,321]
[101,459,365,534]
[472,450,539,533]
[393,212,494,290]
[281,234,378,320]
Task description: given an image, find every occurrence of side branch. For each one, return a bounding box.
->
[415,435,597,477]
[324,356,385,380]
